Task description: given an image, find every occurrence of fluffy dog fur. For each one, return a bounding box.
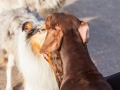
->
[0,8,58,90]
[0,0,66,18]
[40,12,113,90]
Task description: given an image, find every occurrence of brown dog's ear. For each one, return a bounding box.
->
[22,22,33,32]
[78,22,89,44]
[40,26,63,53]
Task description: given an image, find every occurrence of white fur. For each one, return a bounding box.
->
[0,0,66,18]
[6,54,15,90]
[18,31,58,90]
[0,8,58,90]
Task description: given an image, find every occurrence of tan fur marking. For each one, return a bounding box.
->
[47,52,56,77]
[24,22,33,31]
[30,33,41,55]
[32,42,41,53]
[81,22,88,26]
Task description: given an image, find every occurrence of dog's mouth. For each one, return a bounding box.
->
[43,53,49,60]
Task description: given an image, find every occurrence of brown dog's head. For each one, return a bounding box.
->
[40,12,89,53]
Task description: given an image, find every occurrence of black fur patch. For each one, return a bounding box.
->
[27,27,39,38]
[7,31,11,39]
[7,31,14,40]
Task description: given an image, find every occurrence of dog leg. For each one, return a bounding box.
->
[6,54,15,90]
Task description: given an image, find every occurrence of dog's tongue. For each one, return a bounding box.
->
[43,53,49,60]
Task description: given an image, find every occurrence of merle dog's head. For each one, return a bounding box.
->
[22,21,47,54]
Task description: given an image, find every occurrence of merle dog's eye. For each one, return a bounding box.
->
[41,29,46,32]
[38,30,40,33]
[38,29,46,33]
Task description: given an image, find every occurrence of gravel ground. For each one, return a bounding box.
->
[0,0,120,89]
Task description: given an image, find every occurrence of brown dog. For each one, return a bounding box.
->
[40,12,113,90]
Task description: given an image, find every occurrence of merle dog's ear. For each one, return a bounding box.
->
[40,26,63,53]
[22,22,33,32]
[78,22,89,44]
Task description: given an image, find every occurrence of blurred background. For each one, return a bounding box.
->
[63,0,120,77]
[0,0,120,89]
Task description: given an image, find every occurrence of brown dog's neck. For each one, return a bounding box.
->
[60,31,100,79]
